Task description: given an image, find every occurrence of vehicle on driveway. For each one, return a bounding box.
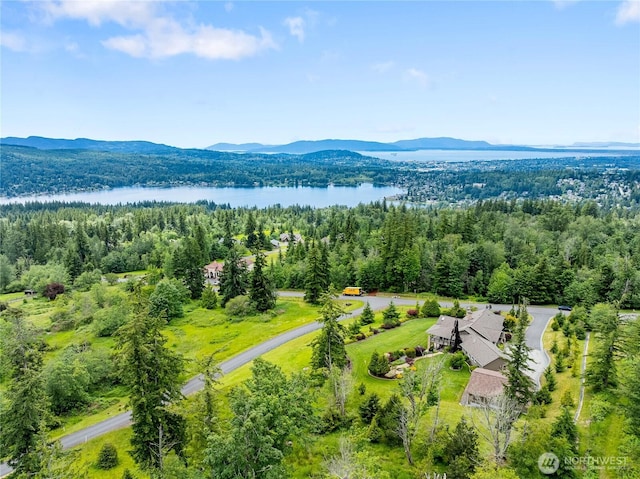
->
[558,305,572,311]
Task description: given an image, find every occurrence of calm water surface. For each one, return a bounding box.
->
[0,184,403,208]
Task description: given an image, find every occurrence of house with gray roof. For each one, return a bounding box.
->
[426,309,507,371]
[460,367,508,406]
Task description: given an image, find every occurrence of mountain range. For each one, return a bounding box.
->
[2,135,637,155]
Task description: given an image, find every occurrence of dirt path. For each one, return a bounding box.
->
[574,331,590,422]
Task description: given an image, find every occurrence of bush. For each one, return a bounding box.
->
[357,383,366,395]
[449,351,466,370]
[404,347,416,359]
[421,298,441,318]
[381,302,401,329]
[360,302,375,325]
[368,351,390,377]
[415,345,425,357]
[104,273,119,285]
[43,282,65,300]
[355,332,366,341]
[121,469,136,479]
[406,309,419,318]
[225,295,254,317]
[96,443,119,469]
[201,284,218,309]
[534,385,552,405]
[74,270,102,292]
[359,393,381,424]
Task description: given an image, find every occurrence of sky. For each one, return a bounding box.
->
[1,1,639,148]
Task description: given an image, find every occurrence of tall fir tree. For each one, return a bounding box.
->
[174,237,205,300]
[118,296,186,473]
[244,211,258,251]
[219,246,248,307]
[0,310,51,475]
[504,302,534,407]
[311,289,348,370]
[249,252,276,312]
[304,241,329,304]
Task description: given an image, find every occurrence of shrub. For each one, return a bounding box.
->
[355,332,366,341]
[449,351,466,370]
[357,383,366,396]
[201,284,218,309]
[96,443,119,469]
[534,385,552,405]
[560,391,575,408]
[121,469,136,479]
[406,309,419,318]
[415,345,425,357]
[43,282,65,300]
[104,273,119,285]
[225,295,254,317]
[359,393,381,424]
[551,320,560,331]
[404,347,416,359]
[74,270,102,292]
[381,302,401,329]
[555,354,566,372]
[368,351,390,377]
[421,298,441,318]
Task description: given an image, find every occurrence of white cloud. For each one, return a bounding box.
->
[616,0,640,24]
[0,31,27,51]
[372,61,395,73]
[39,0,276,60]
[224,2,234,13]
[103,19,276,60]
[405,68,430,87]
[42,0,155,28]
[284,16,305,42]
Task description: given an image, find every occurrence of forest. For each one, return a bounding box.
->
[0,199,639,478]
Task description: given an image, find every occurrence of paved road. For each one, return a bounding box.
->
[0,293,556,477]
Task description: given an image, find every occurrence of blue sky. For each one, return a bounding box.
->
[1,1,639,148]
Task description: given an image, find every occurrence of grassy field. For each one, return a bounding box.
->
[4,287,362,438]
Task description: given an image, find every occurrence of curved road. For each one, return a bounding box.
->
[0,293,556,477]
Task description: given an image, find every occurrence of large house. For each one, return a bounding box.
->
[203,257,255,284]
[426,309,507,371]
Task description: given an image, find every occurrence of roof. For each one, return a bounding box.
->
[462,368,507,401]
[460,331,507,368]
[427,310,504,344]
[204,261,224,272]
[426,315,472,339]
[467,309,504,344]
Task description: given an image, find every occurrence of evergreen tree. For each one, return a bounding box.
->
[504,303,534,407]
[0,310,51,475]
[360,302,375,325]
[118,298,186,473]
[451,319,462,352]
[304,241,329,304]
[382,301,401,328]
[311,289,347,370]
[444,417,479,479]
[544,367,557,392]
[244,211,258,251]
[174,237,206,300]
[201,284,218,309]
[219,247,248,307]
[249,252,276,312]
[551,407,578,452]
[421,297,441,317]
[368,351,390,377]
[204,359,314,479]
[359,393,381,424]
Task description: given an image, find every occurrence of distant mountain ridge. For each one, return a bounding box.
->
[3,135,636,155]
[0,136,179,154]
[207,136,506,153]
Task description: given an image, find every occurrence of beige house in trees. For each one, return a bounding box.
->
[426,309,507,371]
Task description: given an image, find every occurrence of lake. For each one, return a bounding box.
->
[0,184,404,208]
